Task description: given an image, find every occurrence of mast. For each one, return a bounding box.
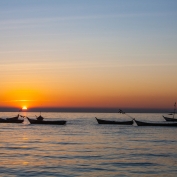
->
[173,102,176,119]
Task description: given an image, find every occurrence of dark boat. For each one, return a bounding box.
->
[0,118,24,123]
[134,119,177,126]
[6,114,20,120]
[95,117,133,125]
[163,102,176,121]
[27,117,67,125]
[163,116,177,122]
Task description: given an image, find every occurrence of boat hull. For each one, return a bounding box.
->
[6,114,20,120]
[163,116,177,122]
[27,118,66,125]
[134,119,177,126]
[0,118,24,123]
[95,117,133,125]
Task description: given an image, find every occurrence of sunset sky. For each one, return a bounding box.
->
[0,0,177,111]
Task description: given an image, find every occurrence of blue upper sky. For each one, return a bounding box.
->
[1,0,177,65]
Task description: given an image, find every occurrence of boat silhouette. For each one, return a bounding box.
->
[95,117,133,125]
[163,102,176,121]
[27,115,66,125]
[134,119,177,126]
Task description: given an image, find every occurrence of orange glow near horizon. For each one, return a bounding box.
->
[0,65,176,110]
[0,83,176,110]
[0,86,47,108]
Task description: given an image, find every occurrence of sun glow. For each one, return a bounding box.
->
[22,106,27,110]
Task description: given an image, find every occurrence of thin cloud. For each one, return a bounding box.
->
[0,49,56,54]
[7,100,37,102]
[0,12,174,26]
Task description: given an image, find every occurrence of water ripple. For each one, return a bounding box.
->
[0,112,177,176]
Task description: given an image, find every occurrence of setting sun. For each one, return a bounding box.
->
[22,106,27,110]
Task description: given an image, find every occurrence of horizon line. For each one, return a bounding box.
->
[0,107,171,113]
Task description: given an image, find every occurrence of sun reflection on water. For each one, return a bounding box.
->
[0,113,177,176]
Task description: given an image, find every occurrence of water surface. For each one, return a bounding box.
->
[0,112,177,176]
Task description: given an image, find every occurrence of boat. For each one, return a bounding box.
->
[95,117,133,125]
[0,117,24,123]
[6,114,20,120]
[163,116,177,122]
[163,102,176,121]
[134,119,177,126]
[27,117,67,125]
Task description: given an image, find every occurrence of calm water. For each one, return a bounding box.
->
[0,112,177,177]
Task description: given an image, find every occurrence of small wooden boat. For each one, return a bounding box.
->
[95,117,133,125]
[27,117,66,125]
[134,119,177,126]
[0,118,24,123]
[163,102,176,121]
[163,116,177,122]
[6,114,20,120]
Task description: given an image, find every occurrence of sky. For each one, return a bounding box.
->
[0,0,177,112]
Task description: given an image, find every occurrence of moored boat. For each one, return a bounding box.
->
[95,117,133,125]
[163,102,176,121]
[0,118,24,123]
[134,119,177,126]
[27,117,67,125]
[163,116,177,122]
[6,114,20,120]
